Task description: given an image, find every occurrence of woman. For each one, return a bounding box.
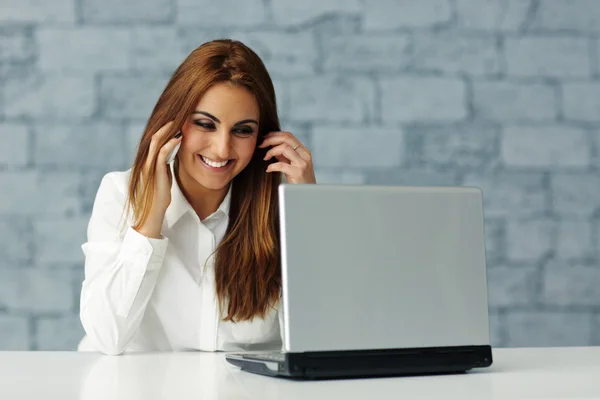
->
[78,39,316,355]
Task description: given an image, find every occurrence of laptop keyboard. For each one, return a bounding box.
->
[243,352,285,362]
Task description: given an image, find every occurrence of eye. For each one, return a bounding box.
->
[193,120,215,129]
[233,127,254,136]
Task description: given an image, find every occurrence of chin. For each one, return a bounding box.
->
[193,175,233,191]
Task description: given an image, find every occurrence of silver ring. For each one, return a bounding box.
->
[293,144,300,150]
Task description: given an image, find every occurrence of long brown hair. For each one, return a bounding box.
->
[127,39,282,322]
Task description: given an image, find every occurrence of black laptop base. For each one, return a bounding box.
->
[227,345,493,379]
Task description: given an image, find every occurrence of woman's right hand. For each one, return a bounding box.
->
[137,121,182,239]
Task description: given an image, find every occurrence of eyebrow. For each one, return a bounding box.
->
[193,111,258,127]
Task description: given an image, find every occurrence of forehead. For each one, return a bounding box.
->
[195,82,259,119]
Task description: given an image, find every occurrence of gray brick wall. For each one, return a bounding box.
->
[0,0,599,350]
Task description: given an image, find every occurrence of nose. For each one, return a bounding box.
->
[211,129,231,160]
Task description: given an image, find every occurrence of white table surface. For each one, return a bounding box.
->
[0,347,598,399]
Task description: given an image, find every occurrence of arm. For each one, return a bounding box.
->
[79,174,168,355]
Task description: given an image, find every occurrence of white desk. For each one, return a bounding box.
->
[0,347,598,399]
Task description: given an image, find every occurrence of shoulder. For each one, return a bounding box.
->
[85,169,136,240]
[90,169,134,213]
[97,169,132,197]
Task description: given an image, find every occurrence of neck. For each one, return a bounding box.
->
[175,162,229,221]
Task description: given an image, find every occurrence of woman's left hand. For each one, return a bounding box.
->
[259,131,316,184]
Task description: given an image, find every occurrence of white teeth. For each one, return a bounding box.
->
[201,156,229,168]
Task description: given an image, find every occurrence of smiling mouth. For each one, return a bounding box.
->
[199,155,231,168]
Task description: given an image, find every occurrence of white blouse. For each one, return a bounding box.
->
[78,163,283,355]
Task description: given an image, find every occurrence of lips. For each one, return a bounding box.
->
[200,155,230,168]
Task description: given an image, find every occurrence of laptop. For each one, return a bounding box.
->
[225,184,493,379]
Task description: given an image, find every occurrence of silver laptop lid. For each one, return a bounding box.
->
[278,184,491,353]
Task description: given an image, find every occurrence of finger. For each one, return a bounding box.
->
[264,144,305,165]
[147,121,177,166]
[155,120,176,139]
[166,161,173,185]
[260,134,311,160]
[156,135,182,165]
[258,131,297,148]
[149,120,175,146]
[264,144,306,166]
[266,162,296,176]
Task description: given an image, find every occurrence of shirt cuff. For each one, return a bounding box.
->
[118,226,169,270]
[115,227,169,317]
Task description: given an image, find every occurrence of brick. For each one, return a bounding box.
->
[484,218,505,264]
[311,126,403,168]
[505,37,592,78]
[593,314,600,345]
[0,171,81,217]
[277,122,311,154]
[322,34,411,72]
[594,221,600,262]
[34,218,88,268]
[543,263,600,307]
[126,121,146,164]
[557,220,594,261]
[0,315,30,350]
[0,269,74,313]
[562,83,600,123]
[37,28,130,72]
[0,123,29,166]
[279,121,311,140]
[80,171,110,215]
[593,131,600,169]
[4,73,95,119]
[34,122,127,169]
[506,311,593,347]
[99,73,171,119]
[407,123,500,169]
[551,173,600,217]
[530,0,600,33]
[36,316,85,351]
[72,267,85,314]
[289,76,376,123]
[473,81,558,122]
[596,39,600,77]
[0,218,33,267]
[272,0,361,26]
[273,79,289,120]
[403,127,423,167]
[82,0,174,23]
[366,167,459,186]
[411,34,500,76]
[0,25,35,63]
[178,0,265,25]
[487,265,538,308]
[311,14,362,36]
[501,126,590,168]
[36,172,82,217]
[314,170,366,184]
[455,0,531,31]
[506,219,556,263]
[364,0,451,30]
[463,171,547,218]
[131,28,186,72]
[177,29,232,58]
[381,77,467,123]
[488,312,504,347]
[228,31,318,77]
[0,0,76,23]
[0,59,35,82]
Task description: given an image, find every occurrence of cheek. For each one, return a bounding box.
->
[181,133,206,152]
[236,138,258,161]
